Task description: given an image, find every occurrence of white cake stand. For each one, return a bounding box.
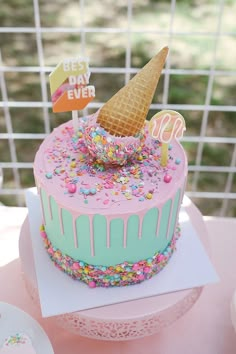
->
[19,197,208,341]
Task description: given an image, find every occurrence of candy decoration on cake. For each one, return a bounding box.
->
[34,46,188,289]
[97,46,169,137]
[49,56,95,131]
[0,333,36,354]
[149,110,186,167]
[84,113,146,165]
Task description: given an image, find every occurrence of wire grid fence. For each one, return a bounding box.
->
[0,0,236,216]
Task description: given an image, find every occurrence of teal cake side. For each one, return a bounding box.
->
[40,186,182,266]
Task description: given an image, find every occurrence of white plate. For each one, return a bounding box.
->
[0,302,54,353]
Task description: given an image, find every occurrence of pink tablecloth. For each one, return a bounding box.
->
[0,205,236,353]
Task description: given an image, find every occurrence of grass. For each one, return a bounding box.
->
[0,0,236,216]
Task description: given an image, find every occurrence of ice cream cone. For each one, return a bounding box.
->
[97,46,169,137]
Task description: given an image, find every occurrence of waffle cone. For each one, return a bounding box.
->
[97,46,169,137]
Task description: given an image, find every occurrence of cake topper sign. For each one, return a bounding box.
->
[149,110,186,167]
[49,56,95,131]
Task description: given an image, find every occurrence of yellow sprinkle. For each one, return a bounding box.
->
[116,266,123,272]
[94,135,100,142]
[137,155,143,161]
[146,193,153,200]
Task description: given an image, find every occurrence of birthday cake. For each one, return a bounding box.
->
[0,334,36,354]
[34,47,188,288]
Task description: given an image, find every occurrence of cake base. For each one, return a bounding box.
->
[40,225,181,288]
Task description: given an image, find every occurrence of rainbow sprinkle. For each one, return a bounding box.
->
[40,225,181,288]
[84,121,145,165]
[3,334,27,346]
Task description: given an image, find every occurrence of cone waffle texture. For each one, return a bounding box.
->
[97,47,169,137]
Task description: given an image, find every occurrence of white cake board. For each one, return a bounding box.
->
[25,188,219,318]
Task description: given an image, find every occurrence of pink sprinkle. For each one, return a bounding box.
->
[48,247,54,255]
[132,263,139,270]
[138,274,145,281]
[72,262,80,270]
[67,183,77,193]
[88,281,96,288]
[144,267,151,273]
[40,231,47,239]
[103,199,109,205]
[164,174,172,183]
[158,254,165,262]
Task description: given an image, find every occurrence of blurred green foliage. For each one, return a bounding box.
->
[0,0,236,216]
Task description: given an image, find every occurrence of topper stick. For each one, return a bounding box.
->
[72,110,79,132]
[161,143,168,167]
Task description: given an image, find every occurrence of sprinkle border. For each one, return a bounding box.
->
[40,225,181,288]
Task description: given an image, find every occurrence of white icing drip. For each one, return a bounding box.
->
[155,208,160,237]
[48,195,52,220]
[39,187,46,225]
[59,207,64,235]
[123,218,128,248]
[106,218,110,248]
[138,215,143,239]
[166,199,173,239]
[173,178,187,231]
[89,216,95,256]
[72,216,78,248]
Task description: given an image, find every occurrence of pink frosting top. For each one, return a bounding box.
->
[34,116,187,216]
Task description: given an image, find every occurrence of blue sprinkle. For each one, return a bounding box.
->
[84,189,90,195]
[168,144,173,150]
[72,177,79,183]
[175,158,181,165]
[90,188,97,195]
[45,172,53,179]
[139,197,145,201]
